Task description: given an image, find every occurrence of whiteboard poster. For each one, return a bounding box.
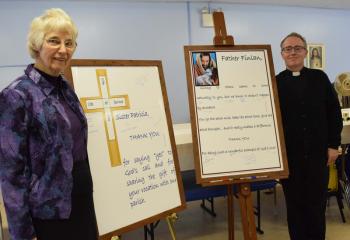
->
[184,45,288,184]
[64,60,185,239]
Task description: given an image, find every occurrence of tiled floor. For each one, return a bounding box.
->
[121,185,350,240]
[1,185,350,239]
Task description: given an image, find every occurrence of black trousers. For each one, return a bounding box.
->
[281,166,328,240]
[33,161,98,240]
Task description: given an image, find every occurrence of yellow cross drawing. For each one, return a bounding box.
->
[80,69,130,167]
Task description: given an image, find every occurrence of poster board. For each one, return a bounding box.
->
[64,59,186,239]
[184,45,288,185]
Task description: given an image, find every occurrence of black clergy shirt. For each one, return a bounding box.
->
[276,67,342,178]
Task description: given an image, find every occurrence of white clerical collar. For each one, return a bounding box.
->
[292,71,300,77]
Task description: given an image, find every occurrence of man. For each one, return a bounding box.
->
[193,52,219,86]
[276,32,342,240]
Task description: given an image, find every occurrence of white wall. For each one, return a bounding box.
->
[189,3,350,76]
[1,1,350,123]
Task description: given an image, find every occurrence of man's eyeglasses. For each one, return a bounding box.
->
[45,38,76,49]
[281,45,306,54]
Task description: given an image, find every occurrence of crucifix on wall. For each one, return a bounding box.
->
[79,69,130,167]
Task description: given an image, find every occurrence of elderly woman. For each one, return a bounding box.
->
[0,8,98,240]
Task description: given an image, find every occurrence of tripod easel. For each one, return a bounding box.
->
[211,11,257,240]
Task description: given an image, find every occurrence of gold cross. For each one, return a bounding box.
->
[80,69,130,167]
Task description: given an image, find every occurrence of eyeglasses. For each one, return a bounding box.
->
[281,45,306,54]
[45,37,76,49]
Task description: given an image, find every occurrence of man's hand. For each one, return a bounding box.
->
[327,148,339,166]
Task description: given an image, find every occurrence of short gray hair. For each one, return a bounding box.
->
[27,8,78,59]
[280,32,307,49]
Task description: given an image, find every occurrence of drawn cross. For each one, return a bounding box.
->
[80,69,130,167]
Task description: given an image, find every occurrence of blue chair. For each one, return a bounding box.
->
[181,170,278,234]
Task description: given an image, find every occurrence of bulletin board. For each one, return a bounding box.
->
[184,45,289,185]
[64,59,185,239]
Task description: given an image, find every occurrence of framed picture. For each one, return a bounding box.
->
[184,45,289,185]
[64,59,185,239]
[192,52,220,86]
[306,44,325,70]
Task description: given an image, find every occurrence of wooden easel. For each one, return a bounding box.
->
[212,11,257,240]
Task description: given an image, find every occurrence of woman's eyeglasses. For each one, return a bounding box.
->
[46,37,76,49]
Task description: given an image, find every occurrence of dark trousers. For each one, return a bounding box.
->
[33,161,98,240]
[281,172,328,240]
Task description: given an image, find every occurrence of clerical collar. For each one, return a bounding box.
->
[286,67,306,77]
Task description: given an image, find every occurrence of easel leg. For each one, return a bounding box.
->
[227,185,235,240]
[238,183,257,240]
[166,213,178,240]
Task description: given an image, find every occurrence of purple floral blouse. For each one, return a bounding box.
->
[0,65,87,239]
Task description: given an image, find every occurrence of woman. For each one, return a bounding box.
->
[0,8,98,240]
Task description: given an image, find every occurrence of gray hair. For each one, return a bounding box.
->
[280,32,307,48]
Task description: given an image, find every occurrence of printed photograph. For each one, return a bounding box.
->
[306,44,325,70]
[192,52,219,86]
